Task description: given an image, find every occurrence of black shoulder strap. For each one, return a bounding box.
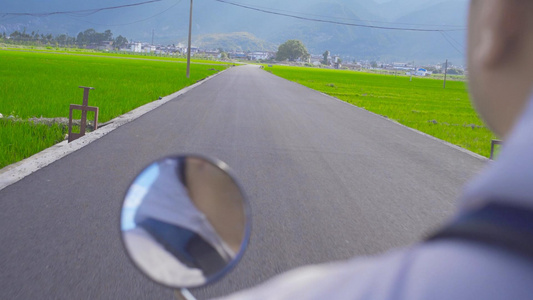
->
[427,203,533,259]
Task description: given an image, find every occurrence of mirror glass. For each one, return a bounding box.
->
[120,155,250,288]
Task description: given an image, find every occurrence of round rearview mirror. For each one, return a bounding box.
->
[120,155,250,288]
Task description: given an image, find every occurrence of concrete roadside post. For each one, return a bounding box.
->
[68,86,99,143]
[443,59,448,89]
[490,140,502,160]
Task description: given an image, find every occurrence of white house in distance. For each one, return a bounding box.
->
[416,68,428,76]
[130,42,142,53]
[405,68,433,76]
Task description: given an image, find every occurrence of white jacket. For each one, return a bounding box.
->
[217,95,533,300]
[124,159,235,287]
[124,227,207,287]
[133,158,236,262]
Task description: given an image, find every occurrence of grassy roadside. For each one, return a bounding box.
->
[0,50,229,169]
[263,65,496,158]
[0,120,69,168]
[1,50,228,122]
[0,44,234,65]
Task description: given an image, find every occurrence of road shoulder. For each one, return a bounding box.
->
[0,69,228,191]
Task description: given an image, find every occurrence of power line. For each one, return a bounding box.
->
[1,0,162,18]
[214,1,465,29]
[442,31,465,49]
[440,31,464,54]
[439,31,463,55]
[213,0,465,32]
[68,0,182,27]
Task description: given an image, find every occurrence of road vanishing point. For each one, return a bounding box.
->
[0,65,487,299]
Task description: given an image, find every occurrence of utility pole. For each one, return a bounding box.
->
[151,29,154,45]
[410,61,414,82]
[443,59,448,89]
[186,0,193,78]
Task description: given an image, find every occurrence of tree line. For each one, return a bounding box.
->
[1,28,129,49]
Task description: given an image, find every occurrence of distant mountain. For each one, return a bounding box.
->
[386,0,468,62]
[195,32,275,51]
[375,0,450,19]
[0,0,469,63]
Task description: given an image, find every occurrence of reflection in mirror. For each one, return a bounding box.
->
[120,155,249,288]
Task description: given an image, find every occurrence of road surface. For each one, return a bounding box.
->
[0,65,487,299]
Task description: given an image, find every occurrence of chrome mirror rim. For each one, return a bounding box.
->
[119,154,252,289]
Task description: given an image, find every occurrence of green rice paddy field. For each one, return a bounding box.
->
[1,51,496,169]
[264,65,497,158]
[0,50,229,168]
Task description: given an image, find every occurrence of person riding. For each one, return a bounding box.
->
[217,1,533,299]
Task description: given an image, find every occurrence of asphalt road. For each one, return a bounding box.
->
[0,65,487,299]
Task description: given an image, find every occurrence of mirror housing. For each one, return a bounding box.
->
[120,155,251,288]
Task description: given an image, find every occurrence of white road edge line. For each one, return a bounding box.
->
[0,68,229,191]
[262,69,489,162]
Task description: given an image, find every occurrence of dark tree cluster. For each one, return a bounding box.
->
[1,28,128,49]
[276,40,310,62]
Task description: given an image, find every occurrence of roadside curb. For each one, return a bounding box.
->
[261,69,489,162]
[0,68,229,191]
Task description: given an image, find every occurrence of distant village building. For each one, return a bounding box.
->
[392,62,410,70]
[247,51,273,61]
[229,51,247,59]
[415,68,428,76]
[343,62,362,70]
[203,49,221,58]
[130,42,142,53]
[97,41,113,51]
[406,68,432,76]
[189,46,200,55]
[310,55,322,65]
[333,56,342,69]
[142,45,156,53]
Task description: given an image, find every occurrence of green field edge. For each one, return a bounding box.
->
[0,50,229,169]
[261,65,496,158]
[255,63,468,82]
[0,47,239,65]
